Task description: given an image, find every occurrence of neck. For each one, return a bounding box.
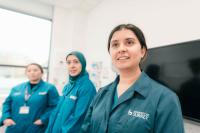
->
[116,68,142,97]
[119,67,141,85]
[30,80,40,84]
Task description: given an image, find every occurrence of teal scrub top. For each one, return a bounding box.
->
[0,80,59,133]
[45,72,96,133]
[112,87,118,110]
[80,72,185,133]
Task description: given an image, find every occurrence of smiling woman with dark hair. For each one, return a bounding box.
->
[80,24,184,133]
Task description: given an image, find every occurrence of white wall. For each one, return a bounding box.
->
[86,0,200,48]
[84,0,200,64]
[48,7,89,93]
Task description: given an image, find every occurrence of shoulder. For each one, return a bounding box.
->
[150,78,177,98]
[98,82,113,94]
[11,82,26,91]
[78,76,96,90]
[146,75,179,107]
[40,81,59,96]
[90,82,114,106]
[42,81,56,89]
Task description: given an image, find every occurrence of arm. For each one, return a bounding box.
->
[154,92,185,133]
[1,91,13,126]
[79,86,106,133]
[79,103,93,133]
[62,85,96,133]
[39,85,60,125]
[3,119,16,126]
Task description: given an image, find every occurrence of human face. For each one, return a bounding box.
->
[26,65,43,83]
[66,55,82,77]
[109,29,146,72]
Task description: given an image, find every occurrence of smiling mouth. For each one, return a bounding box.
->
[117,57,130,60]
[69,69,76,72]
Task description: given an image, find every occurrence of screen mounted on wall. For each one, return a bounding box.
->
[141,40,200,122]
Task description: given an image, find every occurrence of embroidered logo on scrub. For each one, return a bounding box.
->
[128,109,149,120]
[13,92,21,96]
[38,92,47,95]
[70,95,77,100]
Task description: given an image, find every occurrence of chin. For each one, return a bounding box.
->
[117,65,134,71]
[30,79,40,83]
[70,73,79,77]
[117,68,129,71]
[116,64,129,69]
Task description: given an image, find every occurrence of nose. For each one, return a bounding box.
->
[69,63,74,68]
[68,62,76,68]
[118,43,127,53]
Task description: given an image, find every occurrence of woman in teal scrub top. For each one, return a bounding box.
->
[46,51,96,133]
[80,24,184,133]
[0,63,59,133]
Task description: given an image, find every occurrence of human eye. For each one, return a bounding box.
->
[111,42,119,48]
[126,39,134,46]
[66,61,71,65]
[33,69,38,72]
[74,60,80,64]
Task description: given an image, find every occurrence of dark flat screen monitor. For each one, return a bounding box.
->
[141,40,200,122]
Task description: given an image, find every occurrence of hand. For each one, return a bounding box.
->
[34,119,43,125]
[3,119,16,126]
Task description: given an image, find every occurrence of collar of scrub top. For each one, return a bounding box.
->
[96,71,151,133]
[62,72,89,96]
[106,71,151,112]
[117,71,150,99]
[24,79,44,104]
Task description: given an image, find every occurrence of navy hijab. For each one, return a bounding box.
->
[66,51,87,83]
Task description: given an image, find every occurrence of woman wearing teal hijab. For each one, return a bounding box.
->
[45,51,96,133]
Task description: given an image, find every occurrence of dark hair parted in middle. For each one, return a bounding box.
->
[107,24,148,53]
[26,63,44,74]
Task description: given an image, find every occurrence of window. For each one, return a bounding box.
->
[0,8,52,110]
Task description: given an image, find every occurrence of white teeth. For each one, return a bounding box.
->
[118,57,129,60]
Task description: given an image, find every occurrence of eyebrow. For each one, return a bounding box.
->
[111,37,136,42]
[67,59,79,62]
[126,38,136,41]
[110,40,118,43]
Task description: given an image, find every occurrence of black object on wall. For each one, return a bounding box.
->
[141,39,200,122]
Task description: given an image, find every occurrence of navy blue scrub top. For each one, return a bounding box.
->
[80,71,184,133]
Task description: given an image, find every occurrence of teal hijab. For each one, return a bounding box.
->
[66,51,87,83]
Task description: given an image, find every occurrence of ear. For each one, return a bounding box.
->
[141,47,146,58]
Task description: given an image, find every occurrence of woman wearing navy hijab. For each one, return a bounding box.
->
[46,51,96,133]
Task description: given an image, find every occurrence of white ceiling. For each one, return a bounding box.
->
[35,0,103,11]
